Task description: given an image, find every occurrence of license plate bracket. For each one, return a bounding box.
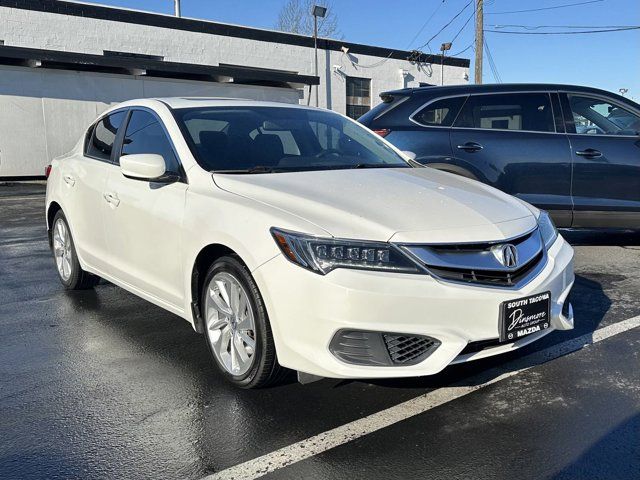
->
[500,291,551,343]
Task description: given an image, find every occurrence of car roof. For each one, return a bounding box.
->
[98,97,326,120]
[153,97,317,110]
[383,83,623,98]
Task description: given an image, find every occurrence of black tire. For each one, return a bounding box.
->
[201,255,288,388]
[51,211,100,290]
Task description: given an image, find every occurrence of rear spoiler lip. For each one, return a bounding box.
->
[380,90,414,103]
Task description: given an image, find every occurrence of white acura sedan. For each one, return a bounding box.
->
[45,98,575,388]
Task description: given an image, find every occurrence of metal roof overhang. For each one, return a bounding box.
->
[0,45,319,89]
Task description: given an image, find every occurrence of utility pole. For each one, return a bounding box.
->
[314,15,319,106]
[311,6,327,107]
[174,0,181,17]
[474,0,483,84]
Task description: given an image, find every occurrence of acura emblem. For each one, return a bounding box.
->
[500,244,518,268]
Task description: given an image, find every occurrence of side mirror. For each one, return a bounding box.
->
[401,150,417,160]
[120,154,166,181]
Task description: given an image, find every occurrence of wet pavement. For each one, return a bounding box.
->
[1,183,639,480]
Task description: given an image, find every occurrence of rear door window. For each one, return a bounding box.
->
[85,111,127,161]
[412,96,466,127]
[119,110,180,174]
[454,93,555,133]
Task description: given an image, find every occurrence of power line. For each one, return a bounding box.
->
[346,0,449,70]
[451,12,475,43]
[483,37,501,83]
[450,43,474,56]
[344,51,395,69]
[486,26,640,34]
[416,0,473,51]
[405,0,447,49]
[486,0,604,15]
[489,24,639,29]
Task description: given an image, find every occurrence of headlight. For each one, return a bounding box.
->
[271,228,424,275]
[537,211,558,249]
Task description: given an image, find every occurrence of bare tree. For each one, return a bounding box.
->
[275,0,342,39]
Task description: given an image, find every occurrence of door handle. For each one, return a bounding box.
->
[457,142,483,152]
[63,175,75,186]
[575,148,602,158]
[103,192,120,207]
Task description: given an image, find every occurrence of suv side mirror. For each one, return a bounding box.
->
[401,150,417,160]
[120,154,166,181]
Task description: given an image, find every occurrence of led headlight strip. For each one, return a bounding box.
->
[271,228,424,275]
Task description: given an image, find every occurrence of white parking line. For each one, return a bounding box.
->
[204,315,640,480]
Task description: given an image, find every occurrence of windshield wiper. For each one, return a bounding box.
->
[352,163,408,169]
[212,165,276,174]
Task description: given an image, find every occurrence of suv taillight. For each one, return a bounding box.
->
[372,129,391,138]
[45,164,52,179]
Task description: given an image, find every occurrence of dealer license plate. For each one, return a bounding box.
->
[500,291,551,342]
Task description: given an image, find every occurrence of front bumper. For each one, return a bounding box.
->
[253,235,574,379]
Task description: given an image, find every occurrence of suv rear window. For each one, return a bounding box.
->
[412,96,466,127]
[85,111,126,161]
[454,93,555,133]
[358,94,409,126]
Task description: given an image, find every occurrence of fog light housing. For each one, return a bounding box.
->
[329,329,440,366]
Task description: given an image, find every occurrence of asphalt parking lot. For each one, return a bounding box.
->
[1,183,639,480]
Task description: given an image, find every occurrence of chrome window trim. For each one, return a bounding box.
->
[561,90,640,139]
[409,90,562,135]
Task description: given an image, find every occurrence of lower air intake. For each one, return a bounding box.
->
[329,329,440,366]
[383,334,439,365]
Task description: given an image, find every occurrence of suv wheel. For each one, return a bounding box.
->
[51,211,100,289]
[201,256,287,388]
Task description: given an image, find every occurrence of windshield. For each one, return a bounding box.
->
[172,106,410,173]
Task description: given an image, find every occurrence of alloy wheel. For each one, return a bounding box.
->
[204,272,257,376]
[53,218,73,281]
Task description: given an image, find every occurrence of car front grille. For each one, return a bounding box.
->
[426,250,544,287]
[401,228,546,288]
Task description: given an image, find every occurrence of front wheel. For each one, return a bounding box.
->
[201,256,287,388]
[51,211,100,290]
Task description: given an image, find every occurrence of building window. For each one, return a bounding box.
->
[346,77,371,119]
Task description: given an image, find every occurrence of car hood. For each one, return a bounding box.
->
[213,168,537,243]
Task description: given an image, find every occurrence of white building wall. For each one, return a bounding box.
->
[0,66,299,176]
[0,5,469,113]
[0,5,469,176]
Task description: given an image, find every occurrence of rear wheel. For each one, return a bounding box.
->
[51,211,100,290]
[201,256,287,388]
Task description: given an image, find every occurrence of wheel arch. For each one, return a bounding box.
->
[46,201,63,248]
[190,243,245,334]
